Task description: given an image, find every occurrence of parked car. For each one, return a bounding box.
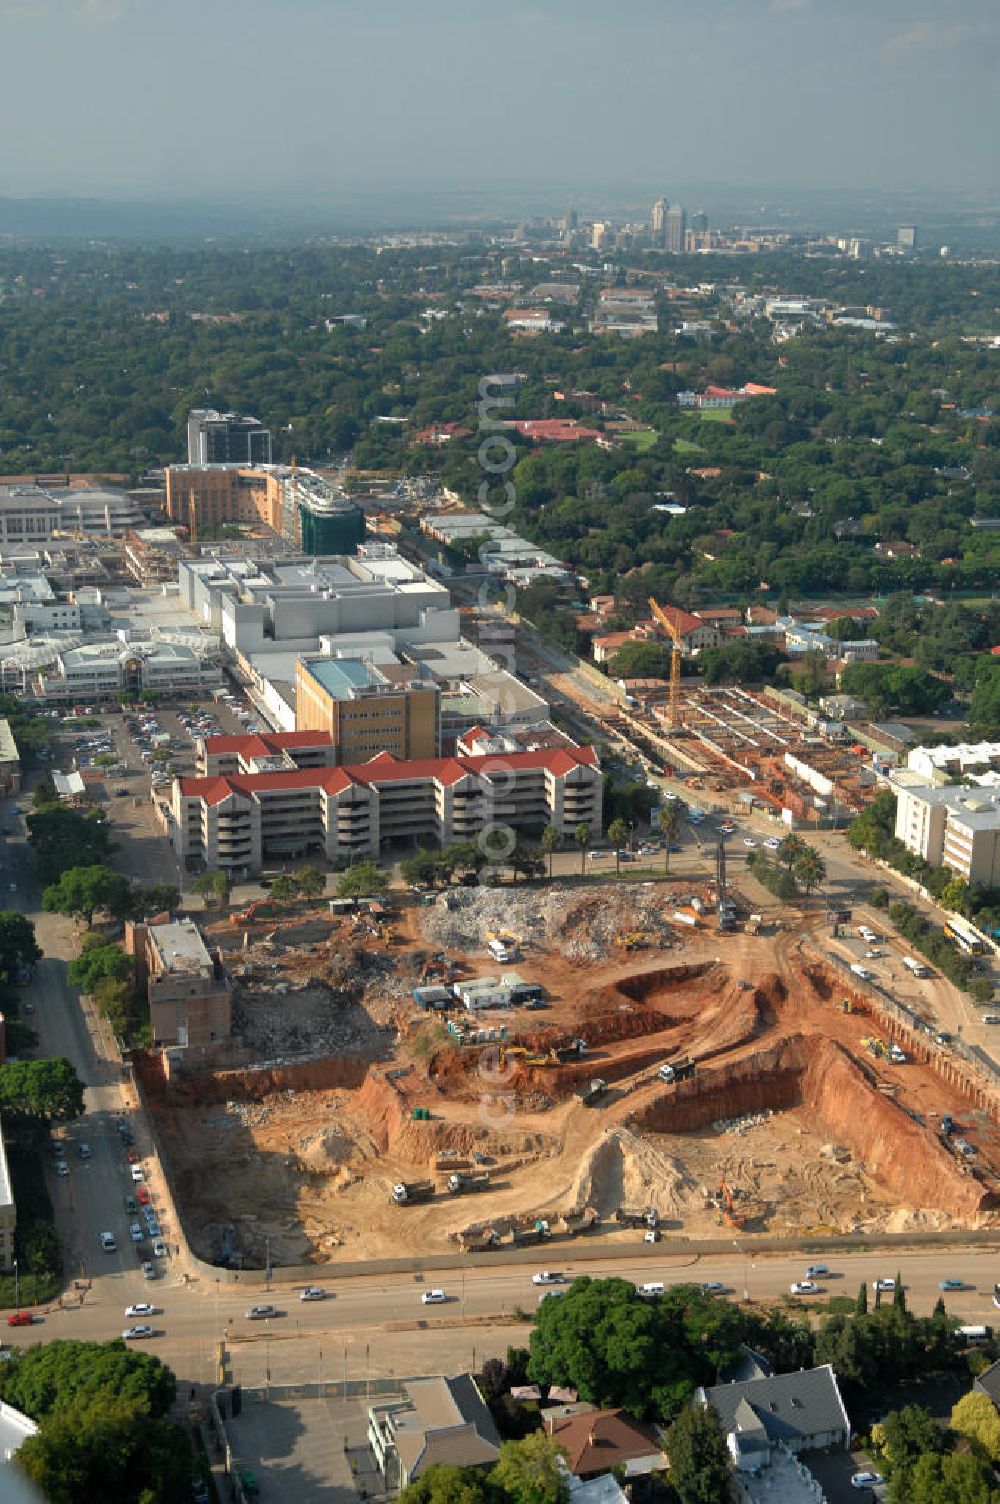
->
[152,1238,167,1259]
[141,1262,156,1281]
[56,1161,69,1177]
[129,1224,143,1243]
[850,1472,884,1491]
[130,1165,144,1182]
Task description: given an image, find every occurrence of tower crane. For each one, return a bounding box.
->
[647,596,684,729]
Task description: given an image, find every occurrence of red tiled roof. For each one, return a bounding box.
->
[510,420,603,443]
[545,1408,662,1478]
[650,603,708,637]
[177,744,598,805]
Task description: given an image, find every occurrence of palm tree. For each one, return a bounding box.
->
[777,833,807,872]
[541,825,559,880]
[793,846,826,896]
[657,807,679,873]
[608,818,629,876]
[574,822,590,877]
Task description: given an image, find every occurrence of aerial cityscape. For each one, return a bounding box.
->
[0,3,998,1504]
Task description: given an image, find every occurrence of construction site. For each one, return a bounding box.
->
[135,867,1000,1271]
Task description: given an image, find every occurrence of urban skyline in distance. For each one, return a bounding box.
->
[0,0,998,205]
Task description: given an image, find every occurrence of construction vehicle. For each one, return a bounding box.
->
[658,1057,696,1084]
[390,1180,435,1207]
[616,931,653,952]
[562,1206,600,1234]
[575,1078,609,1108]
[229,901,277,927]
[511,1220,551,1248]
[716,838,737,932]
[862,1036,887,1058]
[446,1171,491,1195]
[461,1229,500,1253]
[718,1176,746,1231]
[615,1205,658,1230]
[648,596,684,730]
[435,1153,470,1172]
[839,998,855,1013]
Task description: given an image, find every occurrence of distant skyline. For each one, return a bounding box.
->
[1,0,998,203]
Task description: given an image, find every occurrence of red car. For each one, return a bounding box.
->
[7,1312,32,1327]
[137,1186,151,1205]
[125,1149,140,1164]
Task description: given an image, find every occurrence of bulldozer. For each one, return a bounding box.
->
[616,931,654,952]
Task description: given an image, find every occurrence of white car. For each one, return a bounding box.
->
[56,1162,69,1177]
[743,838,756,848]
[152,1238,167,1259]
[299,1286,325,1302]
[124,1303,154,1319]
[701,1281,725,1294]
[644,1229,659,1243]
[850,1472,884,1491]
[805,1264,830,1279]
[790,1281,820,1295]
[421,1289,446,1305]
[129,1223,143,1243]
[122,1325,154,1340]
[130,1165,144,1182]
[532,1271,563,1286]
[764,837,781,850]
[872,1277,895,1293]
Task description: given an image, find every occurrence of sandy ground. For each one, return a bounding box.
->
[143,883,1000,1269]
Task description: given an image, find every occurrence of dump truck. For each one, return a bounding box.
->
[446,1171,491,1195]
[575,1078,609,1107]
[511,1219,551,1248]
[658,1057,695,1084]
[615,1205,658,1230]
[390,1180,434,1206]
[562,1206,600,1234]
[461,1229,500,1253]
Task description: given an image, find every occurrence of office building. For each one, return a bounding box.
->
[0,485,142,544]
[125,918,230,1050]
[591,221,612,251]
[897,225,917,253]
[0,721,20,794]
[665,203,686,254]
[368,1375,500,1490]
[165,462,363,550]
[186,409,272,466]
[690,209,708,233]
[891,770,1000,887]
[170,740,602,873]
[196,728,338,778]
[295,658,440,761]
[907,740,1000,784]
[36,638,222,702]
[651,197,669,240]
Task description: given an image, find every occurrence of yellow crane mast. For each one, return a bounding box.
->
[647,596,684,729]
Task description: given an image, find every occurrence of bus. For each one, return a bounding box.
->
[944,916,987,956]
[902,955,931,978]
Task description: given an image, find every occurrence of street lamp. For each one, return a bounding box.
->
[12,1259,18,1311]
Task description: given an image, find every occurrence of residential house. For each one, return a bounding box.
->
[544,1406,667,1481]
[695,1363,850,1456]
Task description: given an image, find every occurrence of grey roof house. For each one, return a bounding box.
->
[368,1373,501,1489]
[695,1364,850,1456]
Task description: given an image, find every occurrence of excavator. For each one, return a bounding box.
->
[718,1175,746,1231]
[229,900,277,927]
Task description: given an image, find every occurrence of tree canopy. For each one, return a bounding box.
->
[0,1059,85,1124]
[42,867,132,927]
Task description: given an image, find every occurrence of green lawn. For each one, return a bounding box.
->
[673,435,704,454]
[697,406,736,423]
[621,428,659,453]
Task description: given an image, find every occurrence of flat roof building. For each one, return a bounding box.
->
[186,409,272,467]
[891,770,1000,887]
[125,917,230,1050]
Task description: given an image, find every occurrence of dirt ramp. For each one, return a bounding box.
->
[800,1041,988,1221]
[611,960,727,1009]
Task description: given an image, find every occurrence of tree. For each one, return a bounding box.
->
[877,1404,948,1473]
[42,867,131,927]
[68,943,132,995]
[857,1282,868,1315]
[941,876,970,915]
[337,860,388,899]
[664,1403,732,1504]
[657,806,679,873]
[777,833,806,872]
[0,912,40,982]
[92,978,136,1037]
[608,640,672,680]
[903,1450,1000,1504]
[951,1392,1000,1463]
[492,1433,569,1504]
[0,1058,85,1123]
[0,1336,176,1420]
[793,846,826,895]
[399,1465,490,1504]
[32,777,58,808]
[27,805,112,885]
[575,822,590,877]
[295,865,325,901]
[608,818,629,875]
[893,1271,906,1312]
[192,870,230,907]
[541,825,559,880]
[269,874,300,903]
[17,1398,196,1504]
[130,884,180,920]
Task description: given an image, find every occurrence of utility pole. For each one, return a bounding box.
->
[13,1260,18,1311]
[264,1235,271,1287]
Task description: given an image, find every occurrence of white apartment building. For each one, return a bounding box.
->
[908,741,1000,784]
[0,485,142,543]
[891,770,1000,886]
[169,742,602,874]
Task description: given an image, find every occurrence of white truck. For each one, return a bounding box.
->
[902,955,930,978]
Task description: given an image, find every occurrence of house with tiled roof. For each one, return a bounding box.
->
[368,1374,500,1490]
[544,1406,667,1480]
[695,1363,849,1456]
[169,742,602,875]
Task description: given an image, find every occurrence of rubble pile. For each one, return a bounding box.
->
[422,883,676,962]
[230,979,391,1057]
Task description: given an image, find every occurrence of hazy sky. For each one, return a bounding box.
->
[1,0,998,202]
